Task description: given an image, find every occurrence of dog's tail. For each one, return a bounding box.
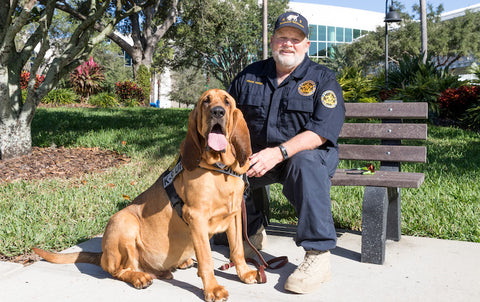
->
[32,247,102,266]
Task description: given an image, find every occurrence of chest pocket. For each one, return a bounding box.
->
[279,96,314,138]
[237,88,266,135]
[237,83,265,116]
[285,97,314,112]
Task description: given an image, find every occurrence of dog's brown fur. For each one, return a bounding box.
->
[33,89,258,302]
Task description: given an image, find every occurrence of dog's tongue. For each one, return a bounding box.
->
[208,132,227,151]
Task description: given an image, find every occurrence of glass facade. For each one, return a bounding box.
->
[308,24,367,58]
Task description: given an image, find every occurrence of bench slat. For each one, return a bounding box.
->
[339,123,427,140]
[332,169,425,188]
[345,102,428,119]
[338,144,427,163]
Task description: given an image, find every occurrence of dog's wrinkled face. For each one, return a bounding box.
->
[197,90,236,153]
[181,89,251,171]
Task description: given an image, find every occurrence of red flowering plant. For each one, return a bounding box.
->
[115,80,145,106]
[438,85,480,119]
[20,70,45,90]
[70,57,105,102]
[379,88,398,101]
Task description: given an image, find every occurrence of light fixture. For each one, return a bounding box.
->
[384,1,402,90]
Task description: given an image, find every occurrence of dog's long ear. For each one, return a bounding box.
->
[181,107,203,170]
[230,108,252,167]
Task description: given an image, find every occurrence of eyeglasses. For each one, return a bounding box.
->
[273,36,304,45]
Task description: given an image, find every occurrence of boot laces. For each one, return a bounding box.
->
[298,250,323,272]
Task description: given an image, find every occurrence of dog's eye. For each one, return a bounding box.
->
[224,96,230,106]
[203,97,211,105]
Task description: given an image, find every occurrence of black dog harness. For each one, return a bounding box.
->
[161,156,185,220]
[161,156,248,222]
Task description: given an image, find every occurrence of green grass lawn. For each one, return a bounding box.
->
[1,107,479,257]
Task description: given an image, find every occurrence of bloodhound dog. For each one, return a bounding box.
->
[33,89,258,302]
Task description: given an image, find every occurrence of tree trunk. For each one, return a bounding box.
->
[0,117,32,160]
[420,0,427,63]
[263,0,268,60]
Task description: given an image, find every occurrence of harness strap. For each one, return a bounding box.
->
[199,163,249,192]
[161,157,185,221]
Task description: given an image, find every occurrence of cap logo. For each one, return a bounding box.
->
[280,14,304,29]
[321,90,337,108]
[287,14,299,22]
[298,80,316,96]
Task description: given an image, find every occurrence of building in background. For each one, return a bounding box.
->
[440,3,480,20]
[288,2,384,58]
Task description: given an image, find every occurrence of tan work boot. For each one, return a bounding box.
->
[284,250,331,294]
[243,225,268,259]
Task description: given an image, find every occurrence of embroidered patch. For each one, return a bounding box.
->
[321,90,337,108]
[298,80,316,96]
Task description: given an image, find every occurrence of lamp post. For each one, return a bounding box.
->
[384,0,401,89]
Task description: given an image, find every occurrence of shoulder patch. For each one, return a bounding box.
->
[321,90,337,108]
[298,80,316,96]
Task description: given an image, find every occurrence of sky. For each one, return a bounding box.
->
[290,0,480,16]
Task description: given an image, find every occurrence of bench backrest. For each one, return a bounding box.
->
[338,102,428,165]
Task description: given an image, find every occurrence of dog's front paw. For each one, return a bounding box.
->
[204,285,229,302]
[129,272,153,289]
[239,268,258,284]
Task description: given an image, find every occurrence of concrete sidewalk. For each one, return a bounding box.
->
[1,224,479,302]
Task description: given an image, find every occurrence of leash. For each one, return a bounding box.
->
[219,197,288,283]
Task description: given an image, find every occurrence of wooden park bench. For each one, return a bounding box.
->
[331,101,428,264]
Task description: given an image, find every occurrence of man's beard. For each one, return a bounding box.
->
[272,48,305,70]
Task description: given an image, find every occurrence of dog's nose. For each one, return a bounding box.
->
[211,106,225,118]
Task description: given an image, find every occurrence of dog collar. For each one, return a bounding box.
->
[199,162,249,192]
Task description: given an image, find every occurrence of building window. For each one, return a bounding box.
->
[308,24,368,58]
[345,28,353,42]
[309,42,318,57]
[327,26,335,42]
[336,27,344,42]
[318,42,327,57]
[309,25,317,41]
[318,25,326,41]
[353,29,362,39]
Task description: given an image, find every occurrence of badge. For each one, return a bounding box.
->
[321,90,337,108]
[298,80,316,96]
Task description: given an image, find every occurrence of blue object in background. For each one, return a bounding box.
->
[150,100,160,108]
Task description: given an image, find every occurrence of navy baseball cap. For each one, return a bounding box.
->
[274,12,309,37]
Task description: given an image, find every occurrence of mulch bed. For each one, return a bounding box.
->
[0,147,130,183]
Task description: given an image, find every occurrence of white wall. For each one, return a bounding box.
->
[289,2,384,31]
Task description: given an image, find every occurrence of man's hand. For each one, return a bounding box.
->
[247,147,284,177]
[247,131,326,178]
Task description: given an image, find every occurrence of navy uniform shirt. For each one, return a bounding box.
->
[228,55,345,153]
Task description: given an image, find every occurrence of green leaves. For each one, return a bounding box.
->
[173,0,288,87]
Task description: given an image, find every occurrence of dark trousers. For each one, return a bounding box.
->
[246,147,339,252]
